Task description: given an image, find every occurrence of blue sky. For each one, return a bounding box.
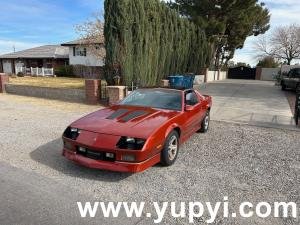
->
[0,0,299,66]
[233,0,300,65]
[0,0,103,54]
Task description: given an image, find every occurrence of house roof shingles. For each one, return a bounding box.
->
[61,37,104,46]
[0,45,69,59]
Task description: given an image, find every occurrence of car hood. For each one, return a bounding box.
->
[71,105,179,138]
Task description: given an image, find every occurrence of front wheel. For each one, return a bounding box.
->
[199,111,210,133]
[161,131,179,166]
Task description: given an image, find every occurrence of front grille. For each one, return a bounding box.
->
[76,147,115,162]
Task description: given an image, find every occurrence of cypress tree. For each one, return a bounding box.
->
[104,0,210,86]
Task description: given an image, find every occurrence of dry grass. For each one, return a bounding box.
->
[9,76,85,89]
[2,94,101,112]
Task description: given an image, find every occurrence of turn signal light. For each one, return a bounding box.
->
[122,154,135,162]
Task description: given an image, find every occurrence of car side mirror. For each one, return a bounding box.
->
[185,105,195,111]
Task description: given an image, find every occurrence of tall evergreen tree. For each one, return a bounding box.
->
[170,0,271,68]
[104,0,210,86]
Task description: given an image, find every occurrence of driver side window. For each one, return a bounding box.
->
[185,91,199,106]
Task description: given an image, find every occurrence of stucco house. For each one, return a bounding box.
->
[0,45,69,76]
[61,38,105,78]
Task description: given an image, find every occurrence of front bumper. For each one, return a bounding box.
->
[62,148,161,173]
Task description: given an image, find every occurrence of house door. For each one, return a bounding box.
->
[3,60,13,74]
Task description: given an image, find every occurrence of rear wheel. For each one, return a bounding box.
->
[161,131,179,166]
[199,111,210,133]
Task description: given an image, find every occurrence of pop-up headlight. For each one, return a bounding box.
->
[63,127,81,140]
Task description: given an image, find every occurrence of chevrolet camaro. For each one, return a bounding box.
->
[62,88,212,172]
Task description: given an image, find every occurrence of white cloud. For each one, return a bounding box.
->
[234,1,300,66]
[269,8,300,27]
[264,0,300,6]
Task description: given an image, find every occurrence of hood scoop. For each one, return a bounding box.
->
[121,110,148,122]
[106,108,149,122]
[106,109,129,120]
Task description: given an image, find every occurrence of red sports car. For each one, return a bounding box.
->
[62,88,212,172]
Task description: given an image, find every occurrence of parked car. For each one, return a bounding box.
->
[62,88,212,172]
[281,68,300,92]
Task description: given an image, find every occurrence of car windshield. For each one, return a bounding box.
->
[120,89,182,111]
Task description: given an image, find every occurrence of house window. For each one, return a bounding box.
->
[73,46,87,57]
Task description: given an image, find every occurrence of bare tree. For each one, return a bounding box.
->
[75,13,106,60]
[255,24,300,65]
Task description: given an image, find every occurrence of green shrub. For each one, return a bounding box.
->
[17,72,24,77]
[55,65,75,77]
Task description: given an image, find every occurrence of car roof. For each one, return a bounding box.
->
[138,87,194,93]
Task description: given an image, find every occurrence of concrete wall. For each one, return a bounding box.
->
[194,75,205,85]
[5,84,86,103]
[206,70,227,82]
[219,71,227,80]
[69,46,105,67]
[207,71,218,82]
[261,68,280,81]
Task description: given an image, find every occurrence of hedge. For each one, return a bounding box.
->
[104,0,210,86]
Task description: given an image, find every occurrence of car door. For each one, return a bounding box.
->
[182,90,202,138]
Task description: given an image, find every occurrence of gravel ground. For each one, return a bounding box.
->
[0,94,300,225]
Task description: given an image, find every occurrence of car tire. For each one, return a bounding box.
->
[160,130,179,166]
[199,111,210,133]
[281,82,286,91]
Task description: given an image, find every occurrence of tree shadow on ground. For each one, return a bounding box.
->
[30,138,132,182]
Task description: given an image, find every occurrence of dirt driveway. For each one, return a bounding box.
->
[0,91,299,225]
[201,80,296,130]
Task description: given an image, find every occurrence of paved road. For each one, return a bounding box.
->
[0,161,143,225]
[200,80,296,130]
[0,161,95,225]
[0,86,299,225]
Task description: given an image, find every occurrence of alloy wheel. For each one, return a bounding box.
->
[168,135,178,161]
